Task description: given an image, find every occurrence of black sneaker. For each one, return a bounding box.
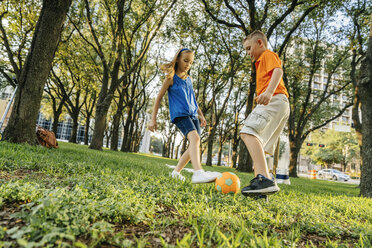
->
[241,174,280,196]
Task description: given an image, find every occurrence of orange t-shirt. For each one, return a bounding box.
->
[255,50,289,98]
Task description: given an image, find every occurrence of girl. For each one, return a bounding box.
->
[148,48,218,183]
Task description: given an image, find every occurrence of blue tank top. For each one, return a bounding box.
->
[168,74,198,123]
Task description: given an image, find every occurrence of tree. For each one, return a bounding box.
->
[81,88,97,145]
[69,0,176,150]
[150,136,163,154]
[2,0,72,144]
[42,78,70,135]
[119,56,156,152]
[303,129,360,170]
[359,16,372,198]
[346,1,370,149]
[284,16,355,176]
[0,0,41,88]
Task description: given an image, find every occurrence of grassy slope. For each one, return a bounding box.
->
[0,141,371,248]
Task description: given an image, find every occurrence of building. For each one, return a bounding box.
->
[0,86,15,133]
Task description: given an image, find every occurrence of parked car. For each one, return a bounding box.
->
[318,169,350,181]
[212,159,227,166]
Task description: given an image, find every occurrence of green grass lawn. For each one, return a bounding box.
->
[0,141,371,247]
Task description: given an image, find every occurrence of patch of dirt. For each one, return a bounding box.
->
[0,169,65,188]
[0,169,35,181]
[301,233,359,248]
[0,201,28,241]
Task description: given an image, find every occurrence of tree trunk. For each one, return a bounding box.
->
[232,144,238,168]
[175,145,179,160]
[238,141,254,172]
[111,92,125,151]
[359,22,372,198]
[170,135,176,159]
[206,131,215,166]
[238,69,256,172]
[232,118,240,168]
[289,140,301,177]
[217,139,223,166]
[2,0,72,144]
[126,114,136,151]
[273,138,280,172]
[52,108,62,135]
[84,115,91,145]
[89,92,112,150]
[69,113,79,143]
[121,105,133,152]
[162,141,169,158]
[110,112,121,151]
[181,137,187,154]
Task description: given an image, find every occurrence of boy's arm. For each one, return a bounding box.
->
[256,67,283,105]
[148,78,172,131]
[197,107,207,127]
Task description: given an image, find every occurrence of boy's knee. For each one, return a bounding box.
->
[241,133,257,142]
[240,133,250,140]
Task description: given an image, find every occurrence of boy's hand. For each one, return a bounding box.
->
[255,91,273,105]
[199,115,207,127]
[148,120,157,132]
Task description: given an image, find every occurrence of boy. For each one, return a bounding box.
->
[240,30,290,195]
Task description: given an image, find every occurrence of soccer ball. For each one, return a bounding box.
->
[215,172,240,194]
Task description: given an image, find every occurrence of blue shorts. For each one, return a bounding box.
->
[174,116,201,137]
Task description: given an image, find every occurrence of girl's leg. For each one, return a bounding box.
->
[173,148,191,172]
[187,130,203,171]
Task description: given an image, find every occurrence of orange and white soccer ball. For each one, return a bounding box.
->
[215,172,240,194]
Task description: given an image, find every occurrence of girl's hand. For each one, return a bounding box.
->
[199,115,207,127]
[148,120,157,132]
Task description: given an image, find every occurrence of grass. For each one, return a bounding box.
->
[0,141,371,247]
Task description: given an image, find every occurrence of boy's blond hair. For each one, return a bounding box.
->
[243,30,268,48]
[160,48,194,79]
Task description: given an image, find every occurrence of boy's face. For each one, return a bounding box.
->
[243,38,264,61]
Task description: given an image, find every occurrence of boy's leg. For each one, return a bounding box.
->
[240,133,279,195]
[240,133,270,178]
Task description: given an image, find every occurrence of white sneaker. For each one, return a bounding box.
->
[170,170,185,181]
[209,171,222,178]
[192,170,218,184]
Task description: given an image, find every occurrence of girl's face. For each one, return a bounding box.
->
[177,52,194,73]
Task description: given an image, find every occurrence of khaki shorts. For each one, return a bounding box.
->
[240,94,290,155]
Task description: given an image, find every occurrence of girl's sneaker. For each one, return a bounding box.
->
[170,170,185,181]
[192,170,218,184]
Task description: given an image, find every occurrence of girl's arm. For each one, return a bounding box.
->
[148,78,172,132]
[197,107,207,127]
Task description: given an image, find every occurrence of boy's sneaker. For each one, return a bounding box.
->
[192,170,218,184]
[170,170,185,182]
[241,174,280,196]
